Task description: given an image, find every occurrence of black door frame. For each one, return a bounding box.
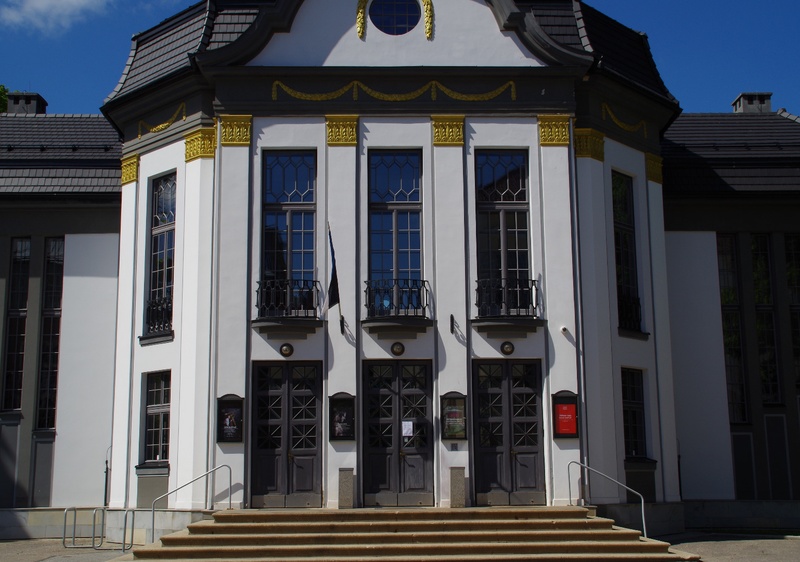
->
[471,359,545,505]
[362,360,435,507]
[250,361,323,508]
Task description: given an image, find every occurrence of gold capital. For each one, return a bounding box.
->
[121,154,139,185]
[432,115,465,146]
[574,128,605,161]
[220,115,252,146]
[646,153,663,184]
[326,116,359,146]
[539,115,571,146]
[185,127,217,162]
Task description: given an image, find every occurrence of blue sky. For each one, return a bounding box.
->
[1,0,798,115]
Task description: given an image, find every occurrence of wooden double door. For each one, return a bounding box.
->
[251,362,322,508]
[472,360,545,505]
[363,361,434,506]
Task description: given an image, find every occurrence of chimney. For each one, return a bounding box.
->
[732,92,772,114]
[7,92,48,114]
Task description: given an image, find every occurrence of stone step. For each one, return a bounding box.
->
[133,539,676,558]
[210,506,591,524]
[131,508,700,561]
[164,528,643,546]
[184,516,617,535]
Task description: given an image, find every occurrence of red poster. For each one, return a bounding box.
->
[555,403,577,436]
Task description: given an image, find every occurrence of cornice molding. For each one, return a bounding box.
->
[432,115,465,146]
[646,153,663,184]
[539,115,571,146]
[574,128,605,161]
[185,126,217,162]
[121,154,139,185]
[220,115,252,146]
[326,115,359,146]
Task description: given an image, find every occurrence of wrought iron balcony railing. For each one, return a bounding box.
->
[365,278,429,319]
[475,278,538,318]
[145,296,173,336]
[256,279,321,319]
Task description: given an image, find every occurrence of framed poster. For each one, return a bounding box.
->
[330,393,355,441]
[441,392,467,440]
[552,391,579,439]
[217,394,244,443]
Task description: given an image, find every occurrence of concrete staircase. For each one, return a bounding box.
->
[130,507,700,561]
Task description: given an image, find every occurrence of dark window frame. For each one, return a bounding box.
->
[717,234,749,423]
[144,371,171,463]
[144,173,177,339]
[621,367,647,459]
[474,149,533,317]
[36,237,64,429]
[2,238,31,411]
[612,171,642,333]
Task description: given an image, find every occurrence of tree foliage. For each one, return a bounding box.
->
[0,85,8,113]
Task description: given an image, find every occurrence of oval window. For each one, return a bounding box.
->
[369,0,421,36]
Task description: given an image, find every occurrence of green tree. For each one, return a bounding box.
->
[0,85,8,113]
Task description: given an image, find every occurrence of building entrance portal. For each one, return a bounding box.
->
[472,360,545,505]
[251,362,322,508]
[363,361,434,506]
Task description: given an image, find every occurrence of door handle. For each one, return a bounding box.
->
[288,452,295,461]
[510,449,518,457]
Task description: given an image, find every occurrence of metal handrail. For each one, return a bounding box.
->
[122,509,135,552]
[150,464,232,543]
[567,460,648,538]
[62,507,105,549]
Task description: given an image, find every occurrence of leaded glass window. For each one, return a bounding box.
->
[146,173,176,336]
[621,368,646,458]
[2,238,30,411]
[36,238,64,429]
[717,234,748,422]
[369,0,421,35]
[613,171,641,331]
[752,234,781,403]
[144,371,170,462]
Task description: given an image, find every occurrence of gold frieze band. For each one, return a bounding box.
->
[220,115,252,146]
[272,80,516,103]
[121,154,139,185]
[327,116,359,146]
[574,128,605,161]
[185,127,217,162]
[646,153,663,184]
[432,115,465,146]
[539,115,571,146]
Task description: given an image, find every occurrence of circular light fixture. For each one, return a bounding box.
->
[391,342,405,356]
[500,341,515,356]
[279,343,294,357]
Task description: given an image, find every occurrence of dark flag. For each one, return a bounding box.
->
[323,225,341,314]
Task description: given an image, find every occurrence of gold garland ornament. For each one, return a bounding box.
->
[601,102,648,138]
[138,102,186,139]
[272,80,515,103]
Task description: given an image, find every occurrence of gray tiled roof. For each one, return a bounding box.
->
[106,2,259,103]
[662,113,800,195]
[0,113,122,194]
[576,2,675,102]
[517,1,583,50]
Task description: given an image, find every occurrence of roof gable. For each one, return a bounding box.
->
[247,0,548,68]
